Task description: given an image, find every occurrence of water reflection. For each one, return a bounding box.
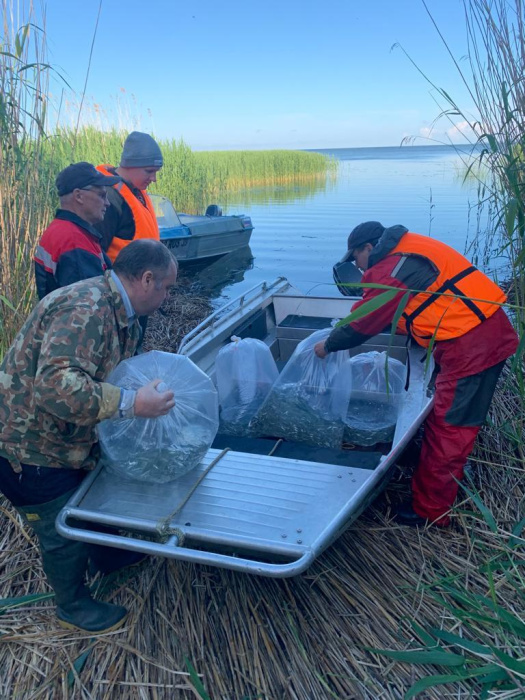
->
[185,245,255,300]
[176,147,482,306]
[222,174,337,210]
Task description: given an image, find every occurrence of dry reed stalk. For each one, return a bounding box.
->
[1,297,523,699]
[0,1,56,352]
[142,282,213,355]
[1,396,522,700]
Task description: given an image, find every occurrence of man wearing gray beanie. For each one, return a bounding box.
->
[95,131,163,262]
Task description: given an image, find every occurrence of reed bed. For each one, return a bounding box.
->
[142,276,214,355]
[0,3,55,357]
[194,149,338,190]
[42,127,336,216]
[407,0,525,336]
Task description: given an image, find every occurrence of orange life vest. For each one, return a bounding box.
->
[97,164,159,262]
[388,233,506,347]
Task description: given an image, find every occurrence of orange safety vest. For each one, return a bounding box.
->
[388,233,506,347]
[97,165,159,262]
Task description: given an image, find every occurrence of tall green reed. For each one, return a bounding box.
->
[365,2,525,696]
[0,1,56,357]
[401,0,525,332]
[44,127,337,213]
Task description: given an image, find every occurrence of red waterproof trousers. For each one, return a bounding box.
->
[412,361,505,525]
[411,308,518,526]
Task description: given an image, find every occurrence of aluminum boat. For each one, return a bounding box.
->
[56,279,434,578]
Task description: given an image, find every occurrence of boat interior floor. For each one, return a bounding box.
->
[211,433,384,470]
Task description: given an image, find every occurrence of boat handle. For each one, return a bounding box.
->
[55,507,314,579]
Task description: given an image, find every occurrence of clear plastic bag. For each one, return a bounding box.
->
[252,329,352,448]
[336,351,406,446]
[98,350,219,482]
[215,335,279,436]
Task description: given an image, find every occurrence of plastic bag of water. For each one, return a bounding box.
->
[335,351,406,446]
[252,329,352,448]
[98,350,219,483]
[215,335,279,436]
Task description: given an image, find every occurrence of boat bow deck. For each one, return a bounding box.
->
[57,448,380,577]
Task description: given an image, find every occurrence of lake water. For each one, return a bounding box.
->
[188,144,485,304]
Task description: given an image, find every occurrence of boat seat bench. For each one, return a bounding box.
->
[211,434,383,469]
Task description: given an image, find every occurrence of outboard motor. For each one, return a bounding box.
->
[333,250,363,297]
[205,204,222,217]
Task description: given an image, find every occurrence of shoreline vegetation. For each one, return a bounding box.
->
[0,1,524,699]
[49,126,339,213]
[0,123,336,355]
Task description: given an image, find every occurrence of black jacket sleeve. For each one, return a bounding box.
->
[55,249,107,288]
[94,187,135,251]
[34,260,51,300]
[324,326,372,353]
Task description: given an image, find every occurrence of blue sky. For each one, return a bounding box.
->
[37,0,474,150]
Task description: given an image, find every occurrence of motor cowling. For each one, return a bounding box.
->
[333,250,363,297]
[205,204,222,217]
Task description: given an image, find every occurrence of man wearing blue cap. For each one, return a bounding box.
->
[34,162,121,299]
[315,221,518,528]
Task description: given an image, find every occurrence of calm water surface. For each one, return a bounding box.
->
[189,145,483,304]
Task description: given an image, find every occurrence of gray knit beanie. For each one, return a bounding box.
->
[120,131,163,168]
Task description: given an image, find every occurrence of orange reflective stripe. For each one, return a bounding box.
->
[389,233,506,347]
[97,164,159,262]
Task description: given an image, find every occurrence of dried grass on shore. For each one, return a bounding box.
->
[142,280,213,355]
[1,302,523,698]
[1,452,522,700]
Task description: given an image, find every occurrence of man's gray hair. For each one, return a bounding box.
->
[112,240,177,280]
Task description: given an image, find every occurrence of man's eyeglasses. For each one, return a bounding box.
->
[79,186,108,200]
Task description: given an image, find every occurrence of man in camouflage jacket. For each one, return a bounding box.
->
[0,239,178,633]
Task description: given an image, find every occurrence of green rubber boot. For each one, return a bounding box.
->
[17,490,128,633]
[55,597,128,633]
[87,538,148,577]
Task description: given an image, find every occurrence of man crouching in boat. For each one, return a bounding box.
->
[314,221,518,528]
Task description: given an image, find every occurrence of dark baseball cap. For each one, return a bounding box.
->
[346,221,385,259]
[55,161,121,196]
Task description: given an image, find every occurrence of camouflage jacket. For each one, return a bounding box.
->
[0,272,140,472]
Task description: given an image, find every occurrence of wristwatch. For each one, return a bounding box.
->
[118,388,136,420]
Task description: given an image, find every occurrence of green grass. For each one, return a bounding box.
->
[0,114,336,353]
[42,126,337,214]
[372,1,525,696]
